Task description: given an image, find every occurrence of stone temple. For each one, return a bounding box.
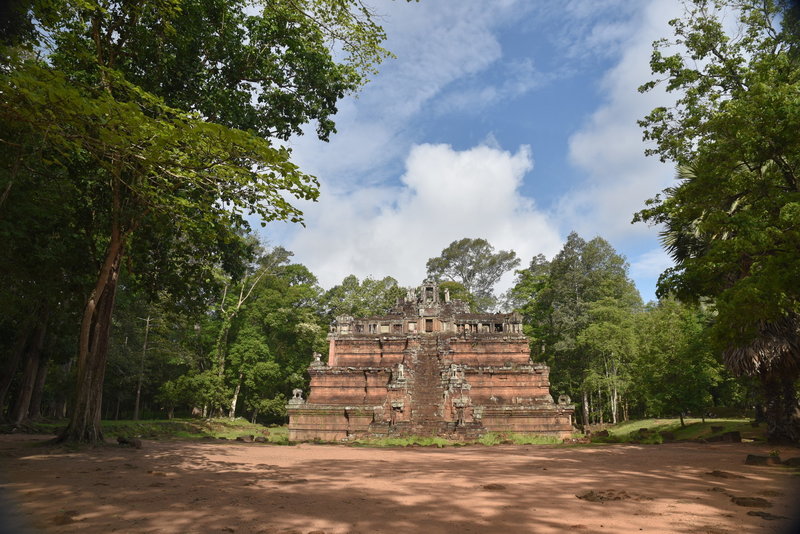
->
[287,280,574,441]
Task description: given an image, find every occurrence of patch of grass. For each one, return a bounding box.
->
[477,432,561,446]
[476,432,504,446]
[351,432,564,448]
[265,425,290,444]
[672,419,763,441]
[607,418,683,436]
[595,417,764,444]
[352,435,454,448]
[18,418,290,444]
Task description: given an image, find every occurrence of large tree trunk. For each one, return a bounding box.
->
[0,311,36,417]
[761,369,800,444]
[133,315,151,421]
[582,390,589,431]
[610,384,618,425]
[57,235,123,443]
[27,352,51,421]
[10,317,47,426]
[229,372,243,420]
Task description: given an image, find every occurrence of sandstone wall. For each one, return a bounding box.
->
[288,333,574,442]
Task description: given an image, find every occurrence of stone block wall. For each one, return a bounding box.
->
[288,332,574,441]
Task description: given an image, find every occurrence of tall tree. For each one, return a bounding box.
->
[438,281,478,312]
[322,275,405,320]
[214,260,326,421]
[0,0,391,442]
[510,233,641,427]
[577,297,638,424]
[426,238,519,311]
[636,0,800,442]
[631,297,722,426]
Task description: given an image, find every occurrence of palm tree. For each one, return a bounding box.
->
[656,164,800,444]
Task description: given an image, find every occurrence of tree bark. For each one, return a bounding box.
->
[582,390,589,430]
[598,386,604,425]
[58,235,122,443]
[10,316,47,426]
[0,312,36,417]
[761,368,800,444]
[27,352,50,421]
[229,372,243,420]
[133,315,151,421]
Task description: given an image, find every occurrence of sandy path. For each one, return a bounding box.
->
[0,434,797,533]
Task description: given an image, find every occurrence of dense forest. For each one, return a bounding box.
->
[2,0,799,444]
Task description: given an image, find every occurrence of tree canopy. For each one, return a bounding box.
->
[322,275,405,320]
[426,238,519,311]
[510,233,642,426]
[636,0,800,443]
[0,0,391,442]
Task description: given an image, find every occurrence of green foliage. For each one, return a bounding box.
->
[476,432,562,446]
[193,251,329,422]
[600,418,764,443]
[37,0,391,141]
[0,0,394,441]
[636,0,800,443]
[438,281,478,312]
[511,232,641,425]
[630,297,723,420]
[426,238,520,311]
[351,435,454,448]
[322,275,405,320]
[56,418,288,442]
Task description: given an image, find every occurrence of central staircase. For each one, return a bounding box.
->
[409,335,447,434]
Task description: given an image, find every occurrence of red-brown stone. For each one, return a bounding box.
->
[288,281,574,441]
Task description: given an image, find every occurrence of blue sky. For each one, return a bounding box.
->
[266,0,686,303]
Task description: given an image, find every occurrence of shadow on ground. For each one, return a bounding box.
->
[0,435,798,534]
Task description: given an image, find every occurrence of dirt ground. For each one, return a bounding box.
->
[0,434,798,534]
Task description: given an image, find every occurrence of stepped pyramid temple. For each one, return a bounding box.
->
[287,280,574,441]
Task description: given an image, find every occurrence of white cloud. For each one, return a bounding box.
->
[630,247,673,280]
[264,0,692,303]
[286,1,523,185]
[558,0,683,242]
[629,246,674,302]
[282,143,562,290]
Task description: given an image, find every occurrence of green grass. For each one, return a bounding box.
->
[350,435,454,448]
[348,432,564,448]
[24,418,290,444]
[592,417,765,444]
[477,432,562,446]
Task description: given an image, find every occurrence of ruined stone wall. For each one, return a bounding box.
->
[288,332,574,442]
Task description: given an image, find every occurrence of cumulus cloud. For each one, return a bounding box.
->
[558,0,682,241]
[286,1,523,184]
[263,0,691,303]
[282,143,562,289]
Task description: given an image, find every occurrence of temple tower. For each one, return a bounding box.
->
[287,281,574,441]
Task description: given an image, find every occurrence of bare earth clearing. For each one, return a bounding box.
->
[0,434,798,534]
